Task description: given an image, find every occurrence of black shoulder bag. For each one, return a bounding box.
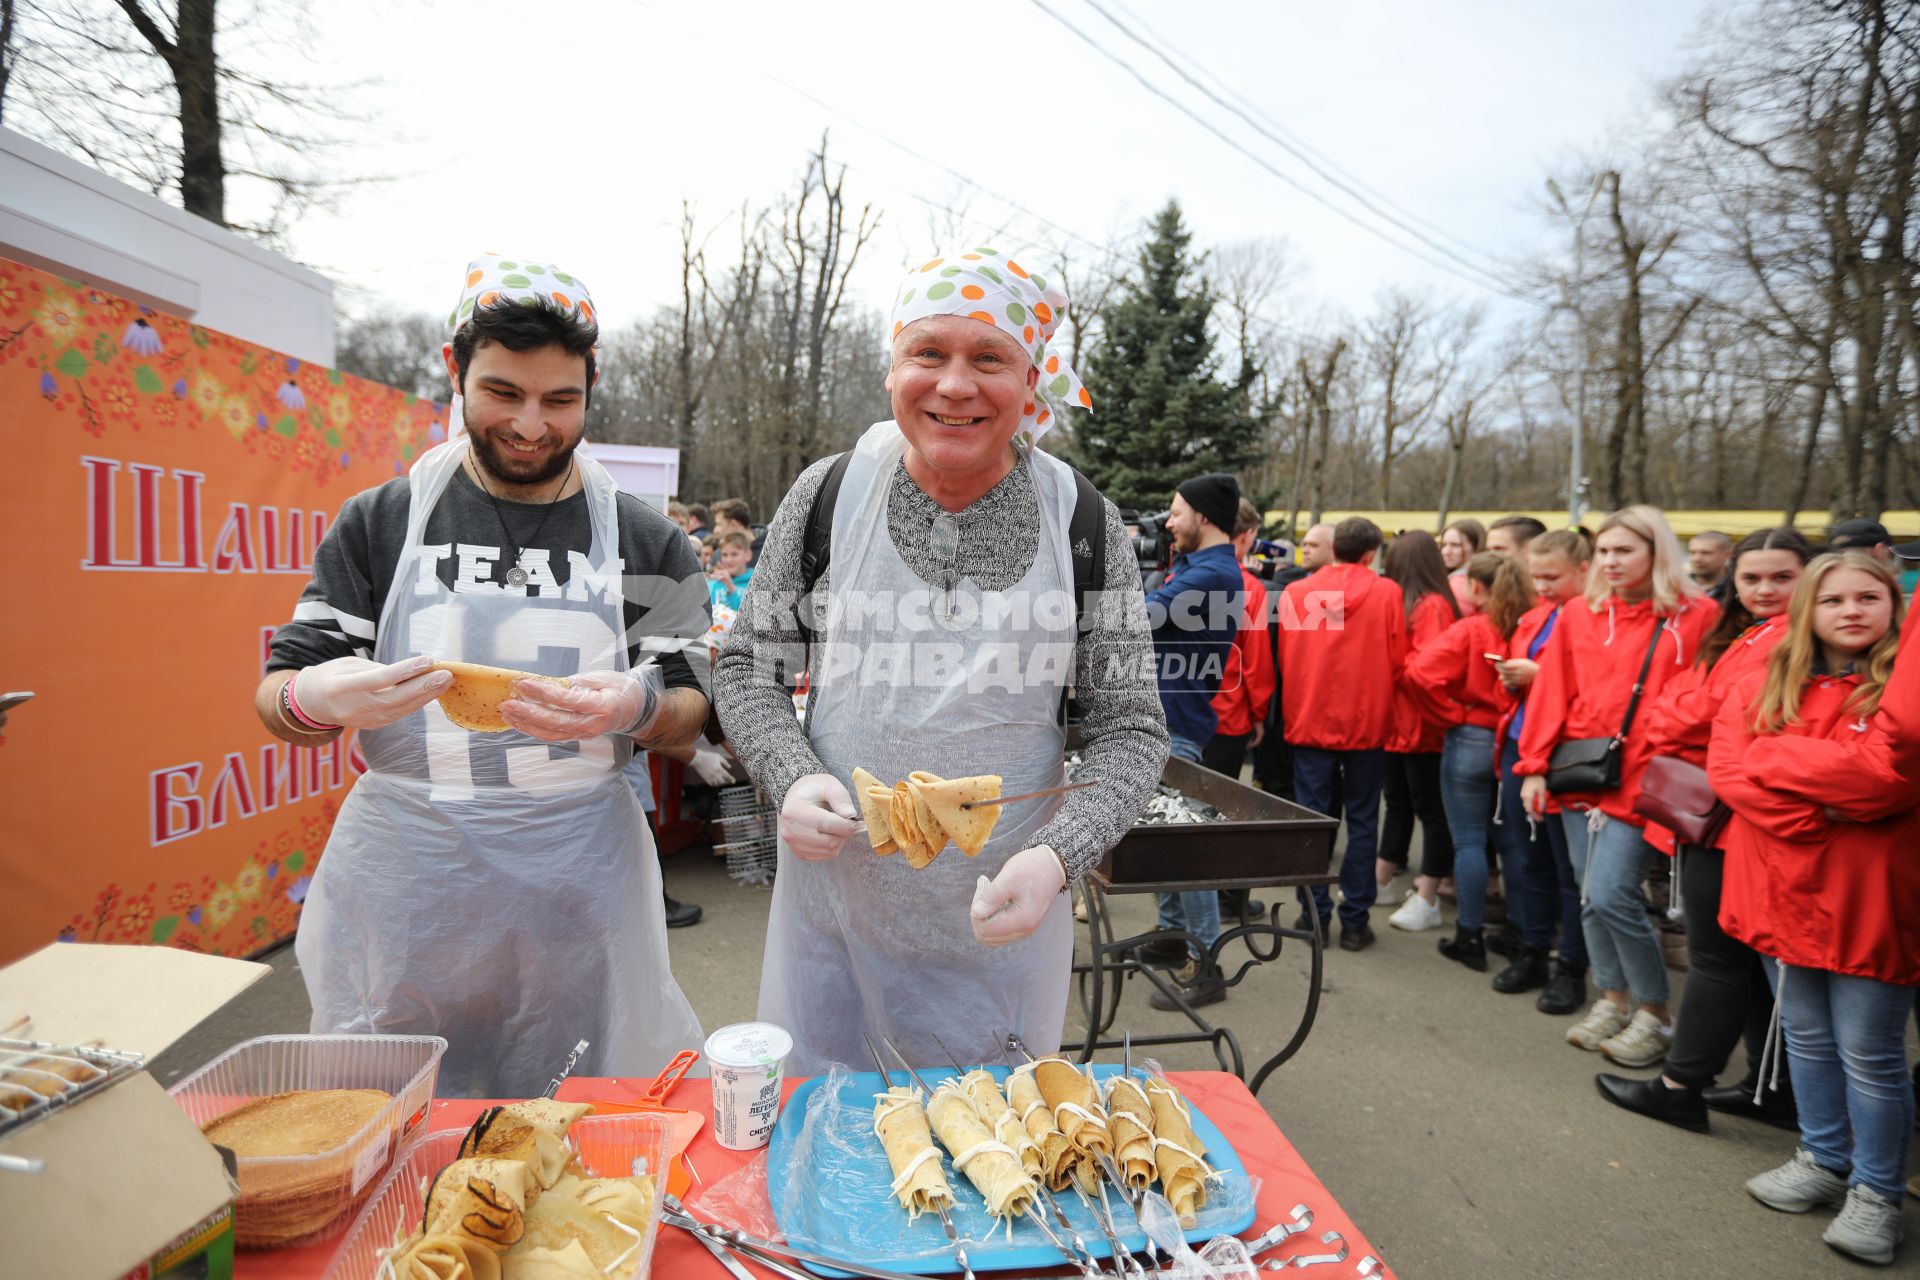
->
[1545,622,1664,795]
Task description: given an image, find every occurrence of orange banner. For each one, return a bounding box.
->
[0,257,444,963]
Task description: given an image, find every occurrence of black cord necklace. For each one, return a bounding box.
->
[470,453,574,588]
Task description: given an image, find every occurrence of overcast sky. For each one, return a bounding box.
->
[284,0,1713,334]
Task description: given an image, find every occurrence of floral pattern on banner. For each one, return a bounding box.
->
[0,272,446,480]
[57,800,336,956]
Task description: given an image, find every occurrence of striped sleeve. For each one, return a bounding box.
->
[266,489,385,672]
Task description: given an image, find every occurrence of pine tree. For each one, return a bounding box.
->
[1070,201,1263,512]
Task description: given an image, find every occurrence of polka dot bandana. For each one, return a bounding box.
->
[443,253,598,441]
[448,253,597,333]
[889,247,1091,444]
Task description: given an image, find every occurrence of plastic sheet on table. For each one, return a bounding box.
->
[768,1063,1257,1263]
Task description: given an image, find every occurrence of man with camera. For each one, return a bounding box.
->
[1140,473,1248,1007]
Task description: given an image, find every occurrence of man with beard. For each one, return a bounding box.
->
[1140,473,1247,1006]
[254,255,710,1096]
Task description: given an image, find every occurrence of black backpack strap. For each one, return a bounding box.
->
[796,450,854,646]
[1065,465,1105,633]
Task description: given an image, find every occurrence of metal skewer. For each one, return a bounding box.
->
[541,1038,589,1099]
[881,1036,1102,1279]
[960,781,1097,810]
[864,1034,978,1280]
[1002,1033,1147,1277]
[930,1034,1110,1278]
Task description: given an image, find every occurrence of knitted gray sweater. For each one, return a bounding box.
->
[710,447,1170,879]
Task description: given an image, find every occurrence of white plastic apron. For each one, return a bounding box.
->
[757,422,1079,1075]
[296,437,704,1097]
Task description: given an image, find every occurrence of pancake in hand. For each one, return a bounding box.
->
[852,767,899,855]
[431,660,571,733]
[907,772,1002,856]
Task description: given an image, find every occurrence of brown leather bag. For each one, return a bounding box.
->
[1633,755,1730,847]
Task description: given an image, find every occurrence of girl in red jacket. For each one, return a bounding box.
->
[1376,530,1461,919]
[1595,526,1811,1133]
[1404,553,1536,968]
[1707,552,1914,1266]
[1519,506,1717,1068]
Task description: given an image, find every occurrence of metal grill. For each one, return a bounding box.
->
[714,783,778,885]
[0,1036,146,1142]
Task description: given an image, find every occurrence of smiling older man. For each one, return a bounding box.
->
[712,248,1170,1072]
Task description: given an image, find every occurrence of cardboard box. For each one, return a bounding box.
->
[0,943,268,1280]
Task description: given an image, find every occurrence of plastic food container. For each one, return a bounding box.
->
[324,1110,674,1280]
[168,1033,446,1250]
[705,1022,792,1151]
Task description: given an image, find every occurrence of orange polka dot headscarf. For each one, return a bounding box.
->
[444,253,599,439]
[890,247,1091,443]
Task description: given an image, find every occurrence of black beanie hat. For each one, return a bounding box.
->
[1177,473,1240,535]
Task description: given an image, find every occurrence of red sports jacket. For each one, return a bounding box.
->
[1515,593,1718,825]
[1387,591,1464,753]
[1278,562,1409,752]
[1710,668,1920,986]
[1209,566,1276,738]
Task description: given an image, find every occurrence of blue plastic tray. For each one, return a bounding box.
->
[765,1064,1256,1277]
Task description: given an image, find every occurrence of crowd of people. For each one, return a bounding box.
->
[1140,482,1919,1266]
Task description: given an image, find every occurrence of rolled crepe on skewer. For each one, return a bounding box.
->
[459,1100,590,1192]
[956,1069,1044,1181]
[1005,1065,1077,1192]
[852,767,899,855]
[424,1157,536,1249]
[387,1232,504,1280]
[872,1086,955,1221]
[926,1080,1035,1221]
[1103,1073,1157,1191]
[1143,1075,1215,1228]
[1032,1055,1111,1189]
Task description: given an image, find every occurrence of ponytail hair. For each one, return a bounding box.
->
[1468,552,1538,641]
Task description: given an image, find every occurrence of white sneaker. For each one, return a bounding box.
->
[1566,998,1630,1051]
[1747,1149,1849,1213]
[1599,1009,1672,1068]
[1824,1183,1905,1264]
[1373,881,1407,907]
[1388,894,1443,932]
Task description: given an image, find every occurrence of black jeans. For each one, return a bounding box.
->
[1203,731,1251,779]
[1380,751,1452,879]
[1665,844,1785,1092]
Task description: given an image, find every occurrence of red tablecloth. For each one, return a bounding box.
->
[239,1072,1386,1278]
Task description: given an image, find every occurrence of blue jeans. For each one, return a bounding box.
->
[1560,810,1668,1004]
[1295,746,1386,933]
[1159,734,1222,960]
[1779,965,1918,1202]
[1494,739,1583,958]
[1439,725,1498,931]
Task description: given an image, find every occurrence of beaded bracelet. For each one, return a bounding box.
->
[283,673,340,732]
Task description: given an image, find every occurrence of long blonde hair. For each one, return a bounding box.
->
[1749,551,1906,734]
[1584,504,1699,615]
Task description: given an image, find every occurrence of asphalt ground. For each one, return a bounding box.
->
[150,841,1920,1279]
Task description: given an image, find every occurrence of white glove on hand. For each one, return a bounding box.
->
[690,741,737,786]
[780,773,861,861]
[499,666,666,743]
[970,845,1068,947]
[292,655,452,730]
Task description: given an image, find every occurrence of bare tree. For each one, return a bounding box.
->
[1358,290,1480,506]
[5,0,374,241]
[332,309,448,401]
[1297,338,1347,527]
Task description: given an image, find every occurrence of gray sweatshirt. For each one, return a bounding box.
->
[711,447,1169,880]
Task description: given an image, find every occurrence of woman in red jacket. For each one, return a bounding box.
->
[1707,552,1915,1266]
[1404,552,1536,968]
[1375,530,1460,920]
[1595,526,1811,1132]
[1519,506,1717,1068]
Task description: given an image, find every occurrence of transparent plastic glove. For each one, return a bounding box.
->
[970,845,1067,947]
[691,741,737,786]
[499,665,665,743]
[291,654,451,730]
[780,773,861,861]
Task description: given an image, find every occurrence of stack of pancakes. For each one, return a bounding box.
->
[200,1088,392,1248]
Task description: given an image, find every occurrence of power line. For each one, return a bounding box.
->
[1030,0,1535,303]
[1098,0,1509,272]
